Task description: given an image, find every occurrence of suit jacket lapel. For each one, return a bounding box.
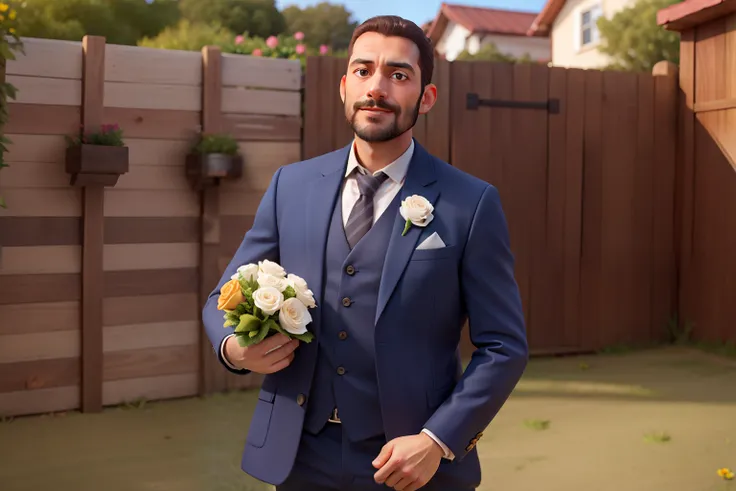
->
[305,144,350,334]
[375,141,439,323]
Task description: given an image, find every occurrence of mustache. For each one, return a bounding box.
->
[353,99,400,113]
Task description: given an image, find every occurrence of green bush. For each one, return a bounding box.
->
[66,124,125,147]
[138,19,234,51]
[193,133,239,156]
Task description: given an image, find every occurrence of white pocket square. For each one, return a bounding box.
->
[416,232,446,250]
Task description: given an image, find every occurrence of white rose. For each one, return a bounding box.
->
[287,273,316,308]
[400,195,434,227]
[259,259,286,278]
[257,272,288,292]
[278,298,312,335]
[231,263,259,281]
[252,286,284,316]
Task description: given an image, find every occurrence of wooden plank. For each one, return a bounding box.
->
[102,108,200,141]
[103,243,198,271]
[221,53,301,91]
[104,189,200,217]
[0,386,79,417]
[0,188,81,217]
[6,37,82,79]
[5,134,68,162]
[103,293,199,327]
[0,217,80,246]
[105,44,201,85]
[220,141,301,192]
[0,245,81,275]
[219,190,268,216]
[303,56,325,159]
[0,357,79,392]
[202,45,223,135]
[424,58,451,163]
[104,345,198,382]
[0,161,69,188]
[221,87,301,116]
[103,268,199,297]
[101,373,197,406]
[127,139,191,166]
[634,73,655,345]
[116,164,190,190]
[5,103,80,136]
[695,17,727,103]
[105,217,199,244]
[104,82,201,111]
[448,61,474,175]
[331,57,353,150]
[220,215,255,258]
[694,97,736,112]
[579,70,603,351]
[103,321,199,352]
[0,331,79,363]
[0,273,80,304]
[6,75,81,106]
[0,301,79,335]
[728,12,736,99]
[221,113,301,142]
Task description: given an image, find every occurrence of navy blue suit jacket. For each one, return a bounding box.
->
[202,140,528,486]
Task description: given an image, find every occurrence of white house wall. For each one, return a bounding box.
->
[474,33,551,61]
[436,21,471,61]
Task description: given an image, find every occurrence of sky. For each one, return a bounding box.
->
[275,0,547,26]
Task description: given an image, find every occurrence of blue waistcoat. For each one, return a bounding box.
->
[303,187,402,442]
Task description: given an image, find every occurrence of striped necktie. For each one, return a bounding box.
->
[344,170,389,248]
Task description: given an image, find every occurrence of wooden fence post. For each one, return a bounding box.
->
[79,35,106,413]
[198,45,223,396]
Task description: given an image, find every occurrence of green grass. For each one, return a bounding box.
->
[523,419,551,431]
[643,431,672,444]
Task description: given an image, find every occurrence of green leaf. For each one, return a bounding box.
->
[234,303,248,316]
[0,195,5,209]
[5,83,17,100]
[234,314,261,333]
[291,331,315,343]
[283,286,296,300]
[402,219,412,236]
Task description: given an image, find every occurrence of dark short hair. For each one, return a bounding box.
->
[348,15,435,89]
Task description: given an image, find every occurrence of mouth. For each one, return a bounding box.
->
[360,108,393,113]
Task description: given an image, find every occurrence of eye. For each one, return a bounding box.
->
[392,72,408,81]
[355,68,370,77]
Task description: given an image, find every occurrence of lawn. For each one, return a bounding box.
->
[1,346,734,491]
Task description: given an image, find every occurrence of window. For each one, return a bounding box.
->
[579,4,602,49]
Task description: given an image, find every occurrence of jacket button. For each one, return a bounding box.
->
[346,265,355,275]
[338,331,348,340]
[297,394,306,406]
[342,297,352,307]
[337,366,346,375]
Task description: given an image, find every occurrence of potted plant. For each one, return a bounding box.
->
[65,123,129,186]
[186,133,242,189]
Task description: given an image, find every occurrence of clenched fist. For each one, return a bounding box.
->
[373,433,444,491]
[224,333,299,374]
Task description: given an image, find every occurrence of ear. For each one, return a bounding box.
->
[418,83,438,115]
[339,75,347,104]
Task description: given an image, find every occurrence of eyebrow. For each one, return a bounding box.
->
[350,58,415,73]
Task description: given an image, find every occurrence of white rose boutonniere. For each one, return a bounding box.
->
[400,195,434,236]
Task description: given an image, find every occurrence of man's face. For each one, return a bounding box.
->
[340,32,436,143]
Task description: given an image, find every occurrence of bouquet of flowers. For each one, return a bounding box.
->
[217,260,316,347]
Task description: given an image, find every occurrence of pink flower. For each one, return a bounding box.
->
[252,48,262,57]
[295,44,306,55]
[319,44,329,55]
[235,35,244,45]
[294,31,305,41]
[266,36,278,49]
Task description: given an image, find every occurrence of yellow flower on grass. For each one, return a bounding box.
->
[9,27,15,34]
[718,468,734,480]
[0,4,8,12]
[9,10,16,20]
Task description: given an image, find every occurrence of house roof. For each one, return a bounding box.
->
[527,0,566,36]
[426,3,542,45]
[657,0,736,31]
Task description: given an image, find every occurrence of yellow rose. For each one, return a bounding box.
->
[0,4,9,13]
[217,278,244,310]
[9,10,16,20]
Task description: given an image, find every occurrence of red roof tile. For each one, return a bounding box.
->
[429,2,540,38]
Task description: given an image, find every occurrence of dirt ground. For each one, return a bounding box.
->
[1,346,734,491]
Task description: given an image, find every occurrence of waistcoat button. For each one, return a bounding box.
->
[346,265,355,275]
[337,366,346,375]
[342,297,352,307]
[338,331,348,340]
[297,394,306,406]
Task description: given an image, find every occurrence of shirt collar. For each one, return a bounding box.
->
[345,139,414,184]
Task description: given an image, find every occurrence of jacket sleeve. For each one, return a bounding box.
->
[423,184,528,461]
[201,166,283,375]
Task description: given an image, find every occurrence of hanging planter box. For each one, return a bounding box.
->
[185,152,243,189]
[65,144,129,187]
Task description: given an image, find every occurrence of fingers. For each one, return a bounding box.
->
[265,351,295,373]
[255,333,292,354]
[373,454,400,484]
[264,338,299,364]
[372,442,393,469]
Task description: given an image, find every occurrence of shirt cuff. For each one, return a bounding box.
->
[422,428,455,460]
[220,334,240,370]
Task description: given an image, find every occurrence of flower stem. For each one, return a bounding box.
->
[402,219,411,236]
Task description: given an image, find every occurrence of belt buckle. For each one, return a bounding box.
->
[327,407,341,423]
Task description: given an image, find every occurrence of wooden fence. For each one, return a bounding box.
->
[0,36,301,417]
[304,56,680,356]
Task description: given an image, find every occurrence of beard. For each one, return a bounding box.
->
[345,92,423,143]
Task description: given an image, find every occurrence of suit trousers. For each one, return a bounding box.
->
[276,422,475,491]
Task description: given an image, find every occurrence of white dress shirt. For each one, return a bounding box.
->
[220,139,454,460]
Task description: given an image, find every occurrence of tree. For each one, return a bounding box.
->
[597,0,680,72]
[178,0,286,39]
[282,2,357,51]
[138,19,234,52]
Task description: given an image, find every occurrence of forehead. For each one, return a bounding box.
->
[350,32,420,66]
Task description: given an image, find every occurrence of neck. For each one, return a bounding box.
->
[353,132,413,174]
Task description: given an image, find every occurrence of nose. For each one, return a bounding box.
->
[365,72,388,101]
